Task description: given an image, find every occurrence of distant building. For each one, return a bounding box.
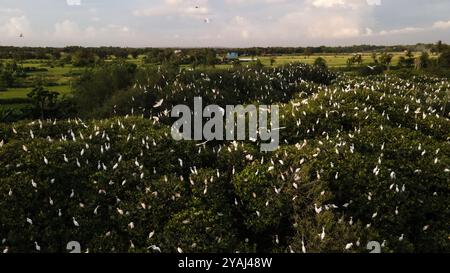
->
[226,52,239,60]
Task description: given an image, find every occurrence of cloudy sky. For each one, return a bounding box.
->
[1,0,450,47]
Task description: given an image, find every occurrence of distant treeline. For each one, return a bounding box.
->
[0,43,447,60]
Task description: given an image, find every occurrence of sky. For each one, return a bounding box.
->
[1,0,450,47]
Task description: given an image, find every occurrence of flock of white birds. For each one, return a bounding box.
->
[0,64,449,253]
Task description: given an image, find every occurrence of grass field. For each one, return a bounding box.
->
[0,85,72,100]
[0,52,419,101]
[0,59,80,101]
[258,52,420,67]
[0,103,31,111]
[212,52,421,70]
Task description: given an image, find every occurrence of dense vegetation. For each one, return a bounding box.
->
[0,43,446,61]
[0,62,449,253]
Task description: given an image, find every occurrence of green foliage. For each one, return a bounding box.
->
[358,65,385,76]
[379,52,394,69]
[72,61,137,117]
[71,49,98,67]
[347,54,363,67]
[398,50,415,68]
[417,52,430,69]
[162,207,237,253]
[233,163,292,233]
[27,84,60,119]
[0,63,449,254]
[314,57,328,69]
[438,49,450,68]
[73,63,335,119]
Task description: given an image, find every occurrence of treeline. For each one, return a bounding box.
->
[215,44,438,56]
[0,42,447,60]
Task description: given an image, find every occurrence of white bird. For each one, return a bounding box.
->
[31,179,37,188]
[177,247,183,253]
[399,234,404,241]
[34,242,41,251]
[345,243,353,250]
[26,218,33,225]
[149,231,155,239]
[44,156,49,165]
[314,204,322,214]
[153,99,164,108]
[73,217,80,227]
[390,171,396,180]
[301,239,306,253]
[274,187,281,194]
[288,245,295,253]
[319,227,326,241]
[148,245,161,252]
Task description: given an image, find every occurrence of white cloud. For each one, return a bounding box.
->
[276,10,362,39]
[66,0,82,6]
[311,0,380,9]
[51,20,134,46]
[432,20,450,30]
[376,19,450,37]
[0,8,22,14]
[379,27,423,36]
[134,0,211,18]
[54,20,95,40]
[0,15,31,37]
[224,0,288,5]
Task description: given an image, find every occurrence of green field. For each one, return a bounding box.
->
[0,60,81,101]
[259,52,421,67]
[0,85,72,100]
[0,52,420,101]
